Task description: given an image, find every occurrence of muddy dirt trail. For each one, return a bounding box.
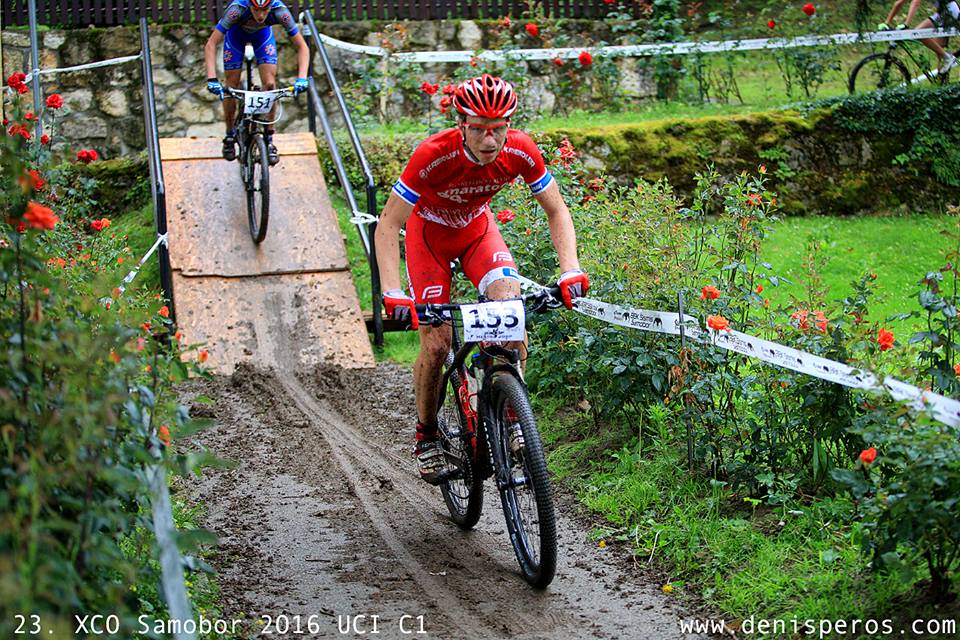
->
[181,361,703,640]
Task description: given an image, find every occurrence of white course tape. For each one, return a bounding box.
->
[34,54,142,76]
[316,27,960,63]
[100,233,168,306]
[518,275,960,427]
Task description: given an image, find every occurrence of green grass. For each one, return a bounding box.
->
[760,213,958,337]
[538,413,960,636]
[328,188,421,365]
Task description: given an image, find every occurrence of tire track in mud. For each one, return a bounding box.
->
[184,362,703,639]
[190,283,700,639]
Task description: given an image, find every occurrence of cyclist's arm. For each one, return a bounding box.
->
[204,29,225,80]
[374,192,415,293]
[533,181,581,274]
[290,32,310,80]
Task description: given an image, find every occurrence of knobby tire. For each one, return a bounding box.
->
[245,134,270,244]
[490,373,557,589]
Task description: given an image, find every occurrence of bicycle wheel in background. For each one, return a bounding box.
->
[490,373,557,589]
[848,53,911,93]
[245,133,270,244]
[439,362,484,529]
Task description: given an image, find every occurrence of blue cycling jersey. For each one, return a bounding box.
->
[215,0,298,37]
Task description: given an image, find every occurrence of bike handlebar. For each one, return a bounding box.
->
[222,86,297,101]
[414,286,564,328]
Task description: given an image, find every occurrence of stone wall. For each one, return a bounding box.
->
[1,20,655,159]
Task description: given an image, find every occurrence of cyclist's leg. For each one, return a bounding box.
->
[222,29,245,160]
[405,214,458,446]
[252,30,281,164]
[461,210,526,365]
[917,17,950,62]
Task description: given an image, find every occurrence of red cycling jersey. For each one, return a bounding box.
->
[392,127,554,303]
[392,127,554,228]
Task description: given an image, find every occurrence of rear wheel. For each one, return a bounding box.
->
[439,364,484,530]
[490,373,557,589]
[245,133,270,244]
[848,53,911,93]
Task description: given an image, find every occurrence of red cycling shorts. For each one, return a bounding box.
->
[405,208,519,304]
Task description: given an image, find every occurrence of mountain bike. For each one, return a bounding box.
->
[221,47,294,244]
[849,38,957,93]
[415,288,562,589]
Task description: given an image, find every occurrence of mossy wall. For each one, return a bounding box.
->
[322,109,959,216]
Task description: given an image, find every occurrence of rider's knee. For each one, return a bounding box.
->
[419,330,451,362]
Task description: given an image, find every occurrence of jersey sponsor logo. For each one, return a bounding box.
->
[418,150,460,180]
[392,179,420,205]
[422,285,445,300]
[418,206,485,228]
[528,170,554,195]
[492,251,514,264]
[502,145,536,168]
[436,181,507,203]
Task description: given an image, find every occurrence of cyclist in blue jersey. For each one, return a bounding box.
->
[204,0,310,164]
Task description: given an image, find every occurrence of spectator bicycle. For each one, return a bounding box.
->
[849,37,957,93]
[415,287,562,589]
[221,46,295,243]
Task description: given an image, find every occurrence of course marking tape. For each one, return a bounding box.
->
[517,275,960,427]
[313,27,960,63]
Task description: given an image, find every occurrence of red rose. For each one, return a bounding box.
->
[421,81,439,95]
[439,96,452,108]
[77,149,98,163]
[23,201,59,230]
[496,209,516,224]
[501,17,511,27]
[707,315,730,331]
[700,285,721,300]
[470,56,479,67]
[588,177,604,192]
[525,23,539,38]
[199,349,209,363]
[859,447,877,465]
[767,19,776,29]
[802,3,815,16]
[877,328,895,351]
[88,149,98,161]
[604,0,615,4]
[954,363,960,376]
[24,112,34,121]
[441,84,456,95]
[45,93,63,109]
[755,284,763,294]
[29,169,45,191]
[16,83,29,95]
[553,57,564,67]
[578,51,593,66]
[40,134,50,145]
[159,305,170,318]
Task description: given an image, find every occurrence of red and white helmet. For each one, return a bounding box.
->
[249,0,272,8]
[453,75,518,119]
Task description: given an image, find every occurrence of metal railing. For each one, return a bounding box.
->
[140,17,177,328]
[301,9,384,347]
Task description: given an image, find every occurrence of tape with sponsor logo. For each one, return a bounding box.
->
[518,275,960,428]
[311,27,959,64]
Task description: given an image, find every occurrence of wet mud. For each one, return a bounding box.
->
[179,362,704,639]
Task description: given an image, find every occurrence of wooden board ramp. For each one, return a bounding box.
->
[161,132,375,374]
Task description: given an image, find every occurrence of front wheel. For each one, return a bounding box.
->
[848,53,911,94]
[245,133,270,244]
[489,373,557,589]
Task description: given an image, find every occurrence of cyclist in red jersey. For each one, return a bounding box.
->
[374,74,590,483]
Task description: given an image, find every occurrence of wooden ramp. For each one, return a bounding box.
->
[161,132,375,374]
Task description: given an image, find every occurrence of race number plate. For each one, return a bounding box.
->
[244,91,278,115]
[462,300,525,342]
